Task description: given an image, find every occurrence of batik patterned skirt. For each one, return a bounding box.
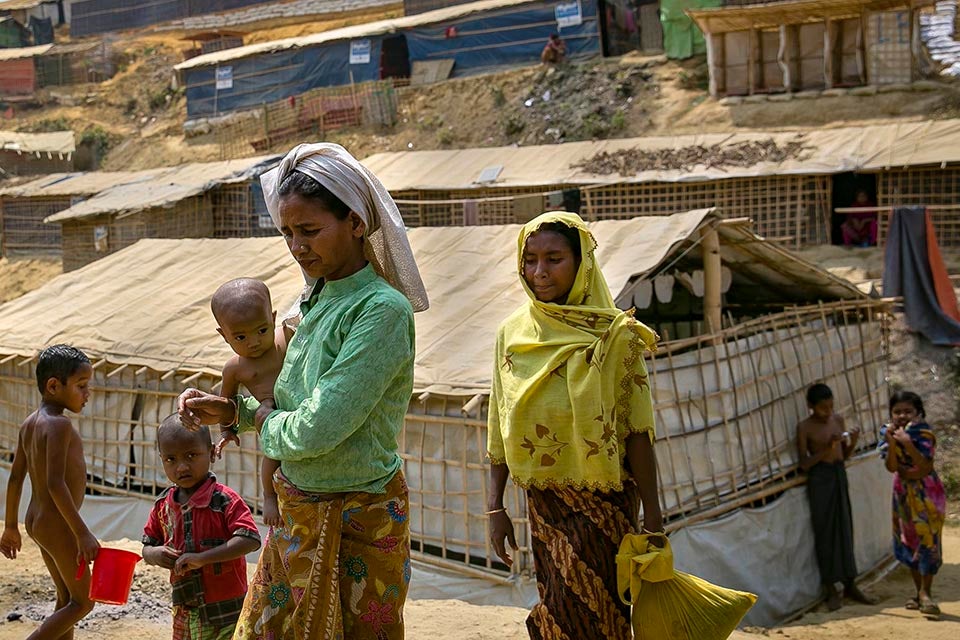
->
[892,470,946,575]
[526,483,639,640]
[234,470,411,640]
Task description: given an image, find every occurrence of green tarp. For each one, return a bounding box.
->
[660,0,720,59]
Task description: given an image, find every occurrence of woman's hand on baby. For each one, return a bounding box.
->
[178,388,235,428]
[254,398,276,432]
[215,430,241,459]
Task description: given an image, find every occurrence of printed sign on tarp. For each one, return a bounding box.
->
[350,39,371,64]
[216,66,233,90]
[556,1,582,28]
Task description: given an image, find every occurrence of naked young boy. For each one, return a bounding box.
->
[1,344,100,639]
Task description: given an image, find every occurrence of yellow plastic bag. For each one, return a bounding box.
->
[616,533,757,640]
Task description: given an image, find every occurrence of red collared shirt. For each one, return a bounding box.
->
[142,474,261,604]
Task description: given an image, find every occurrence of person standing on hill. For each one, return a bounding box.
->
[797,383,875,611]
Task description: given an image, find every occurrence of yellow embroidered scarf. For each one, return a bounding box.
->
[487,212,658,491]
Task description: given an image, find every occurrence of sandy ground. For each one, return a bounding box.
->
[0,258,61,305]
[0,522,956,639]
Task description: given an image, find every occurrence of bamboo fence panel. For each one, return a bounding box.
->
[217,81,398,160]
[876,166,960,249]
[581,175,831,250]
[0,195,70,256]
[0,299,888,579]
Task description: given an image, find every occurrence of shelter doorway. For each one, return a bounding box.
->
[599,0,643,57]
[831,172,877,245]
[380,34,411,81]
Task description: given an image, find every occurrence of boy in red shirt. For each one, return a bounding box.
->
[142,415,261,639]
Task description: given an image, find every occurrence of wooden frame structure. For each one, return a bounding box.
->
[689,0,935,96]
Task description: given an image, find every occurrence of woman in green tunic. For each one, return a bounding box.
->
[177,143,428,640]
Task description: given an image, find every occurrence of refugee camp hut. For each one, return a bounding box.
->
[0,43,49,96]
[0,170,141,256]
[363,118,960,250]
[43,155,280,271]
[688,0,936,96]
[36,40,115,86]
[0,129,74,176]
[0,208,889,624]
[175,0,604,119]
[0,15,30,47]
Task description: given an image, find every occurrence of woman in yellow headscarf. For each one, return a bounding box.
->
[487,212,663,639]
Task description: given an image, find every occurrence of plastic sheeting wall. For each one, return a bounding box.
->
[671,456,892,626]
[70,0,276,37]
[183,0,602,118]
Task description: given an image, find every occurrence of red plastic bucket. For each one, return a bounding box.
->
[84,547,141,605]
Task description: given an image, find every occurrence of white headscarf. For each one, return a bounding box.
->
[261,143,429,313]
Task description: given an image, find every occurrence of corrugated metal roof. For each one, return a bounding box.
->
[175,0,542,70]
[0,43,50,60]
[0,130,74,154]
[360,119,960,190]
[0,209,867,392]
[44,155,281,222]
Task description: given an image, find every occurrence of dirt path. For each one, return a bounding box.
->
[0,522,956,638]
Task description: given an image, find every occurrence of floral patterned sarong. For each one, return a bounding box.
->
[234,470,411,639]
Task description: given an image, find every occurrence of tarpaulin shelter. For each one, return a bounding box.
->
[0,209,890,625]
[0,43,48,95]
[687,0,936,96]
[361,118,960,250]
[175,0,603,119]
[0,170,143,256]
[0,0,62,26]
[0,129,73,176]
[661,0,721,59]
[41,155,280,270]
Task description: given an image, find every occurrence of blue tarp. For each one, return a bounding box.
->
[184,0,601,118]
[71,0,276,37]
[185,39,383,118]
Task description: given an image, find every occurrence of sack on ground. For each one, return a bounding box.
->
[616,532,757,640]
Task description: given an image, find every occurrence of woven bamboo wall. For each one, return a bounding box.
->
[0,195,70,256]
[0,300,888,578]
[876,166,960,248]
[59,184,275,271]
[393,185,570,227]
[581,174,831,249]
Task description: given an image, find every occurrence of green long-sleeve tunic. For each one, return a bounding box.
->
[238,264,415,494]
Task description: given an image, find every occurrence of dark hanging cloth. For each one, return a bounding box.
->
[29,16,53,45]
[806,462,858,585]
[883,206,960,345]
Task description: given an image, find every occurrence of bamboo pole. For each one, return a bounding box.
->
[701,226,722,336]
